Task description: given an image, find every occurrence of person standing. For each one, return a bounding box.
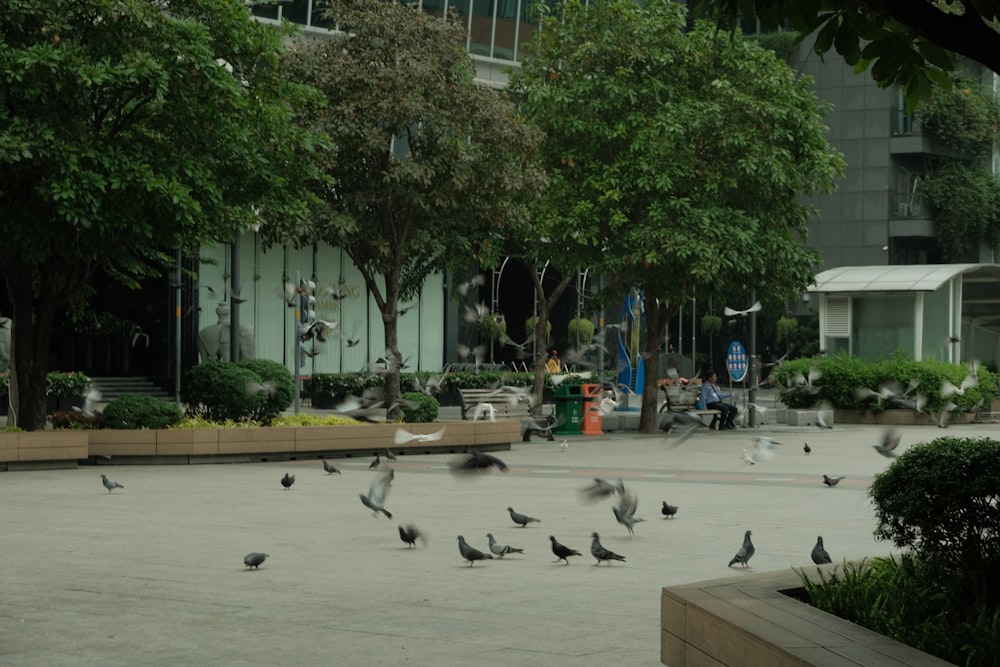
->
[699,370,738,430]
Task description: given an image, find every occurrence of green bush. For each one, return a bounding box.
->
[181,360,266,423]
[311,372,384,400]
[237,358,295,425]
[102,394,184,429]
[400,391,439,423]
[773,352,997,413]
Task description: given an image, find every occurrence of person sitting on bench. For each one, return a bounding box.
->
[699,370,738,430]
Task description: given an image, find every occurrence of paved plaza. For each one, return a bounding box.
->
[2,412,996,666]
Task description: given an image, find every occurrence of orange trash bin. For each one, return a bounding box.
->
[582,384,604,435]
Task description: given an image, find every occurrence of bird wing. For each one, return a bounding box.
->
[367,470,392,507]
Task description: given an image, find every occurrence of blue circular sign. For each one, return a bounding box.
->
[726,341,748,382]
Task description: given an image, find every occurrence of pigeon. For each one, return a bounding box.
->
[560,439,568,452]
[874,430,901,458]
[322,460,341,475]
[724,301,762,317]
[398,524,424,548]
[281,473,295,490]
[660,410,708,447]
[100,474,124,493]
[815,401,834,429]
[803,442,811,455]
[394,427,446,445]
[578,477,625,503]
[450,449,509,475]
[661,501,679,518]
[752,436,781,461]
[811,536,832,564]
[611,490,645,537]
[486,533,524,558]
[549,535,582,564]
[360,469,394,518]
[507,507,540,527]
[384,448,397,461]
[740,448,756,465]
[470,402,498,422]
[822,474,845,487]
[590,532,626,565]
[368,453,382,469]
[244,552,269,569]
[457,535,493,566]
[728,530,755,568]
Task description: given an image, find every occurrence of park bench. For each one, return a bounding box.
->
[458,388,536,421]
[660,385,722,430]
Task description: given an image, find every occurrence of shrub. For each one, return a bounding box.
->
[181,360,266,423]
[400,391,439,423]
[312,373,384,401]
[237,358,295,425]
[45,371,92,397]
[567,318,595,346]
[102,394,184,429]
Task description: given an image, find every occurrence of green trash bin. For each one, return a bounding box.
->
[554,384,585,434]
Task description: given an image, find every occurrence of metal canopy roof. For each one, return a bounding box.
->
[809,263,1000,334]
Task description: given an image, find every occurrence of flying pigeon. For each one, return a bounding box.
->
[394,427,446,445]
[752,436,781,461]
[811,536,832,564]
[507,507,540,527]
[398,524,424,549]
[723,301,762,317]
[549,535,582,564]
[360,469,394,518]
[728,530,755,568]
[874,430,901,458]
[822,474,845,487]
[450,449,509,475]
[578,477,625,503]
[611,490,645,537]
[661,501,679,518]
[815,401,834,429]
[100,474,124,493]
[803,442,811,455]
[740,448,756,465]
[281,473,295,490]
[244,552,269,569]
[590,532,626,565]
[469,403,498,422]
[486,533,524,558]
[322,460,341,475]
[457,535,493,566]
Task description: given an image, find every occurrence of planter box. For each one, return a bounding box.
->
[0,431,88,466]
[661,568,954,667]
[218,427,295,455]
[155,429,220,457]
[89,430,157,458]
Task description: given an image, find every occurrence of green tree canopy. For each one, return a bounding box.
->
[0,0,323,430]
[277,0,544,408]
[698,0,1000,109]
[514,0,844,431]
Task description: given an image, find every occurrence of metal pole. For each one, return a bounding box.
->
[229,232,240,362]
[749,290,758,427]
[293,269,301,415]
[174,250,182,406]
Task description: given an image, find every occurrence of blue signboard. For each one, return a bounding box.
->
[726,341,748,382]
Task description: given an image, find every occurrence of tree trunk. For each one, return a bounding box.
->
[9,282,55,431]
[638,301,674,433]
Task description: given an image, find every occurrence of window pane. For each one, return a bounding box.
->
[469,0,494,57]
[282,0,310,27]
[422,0,446,19]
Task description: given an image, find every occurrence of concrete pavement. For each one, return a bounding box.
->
[2,415,997,666]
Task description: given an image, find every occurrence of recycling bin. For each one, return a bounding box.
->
[553,384,586,434]
[581,384,604,435]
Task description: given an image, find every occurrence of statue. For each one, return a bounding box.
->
[0,317,10,373]
[197,304,254,363]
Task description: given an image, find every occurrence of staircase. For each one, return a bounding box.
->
[90,377,173,403]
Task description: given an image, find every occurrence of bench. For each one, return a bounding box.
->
[660,385,722,429]
[458,388,536,421]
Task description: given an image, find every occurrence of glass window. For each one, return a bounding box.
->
[250,2,279,21]
[493,0,519,61]
[282,0,310,26]
[469,0,495,57]
[422,0,446,19]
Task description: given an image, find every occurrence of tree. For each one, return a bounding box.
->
[513,0,844,432]
[698,0,1000,109]
[277,0,544,411]
[0,0,322,430]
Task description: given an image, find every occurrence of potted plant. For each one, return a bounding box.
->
[567,317,595,348]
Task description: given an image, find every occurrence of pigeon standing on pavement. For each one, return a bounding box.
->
[368,453,382,469]
[100,474,124,493]
[549,535,582,564]
[822,474,845,487]
[811,536,832,564]
[661,501,679,518]
[360,469,394,518]
[281,473,295,490]
[590,532,626,565]
[486,533,524,558]
[244,552,269,569]
[507,507,540,527]
[728,530,755,569]
[457,535,493,566]
[323,460,341,475]
[803,442,811,454]
[398,524,424,548]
